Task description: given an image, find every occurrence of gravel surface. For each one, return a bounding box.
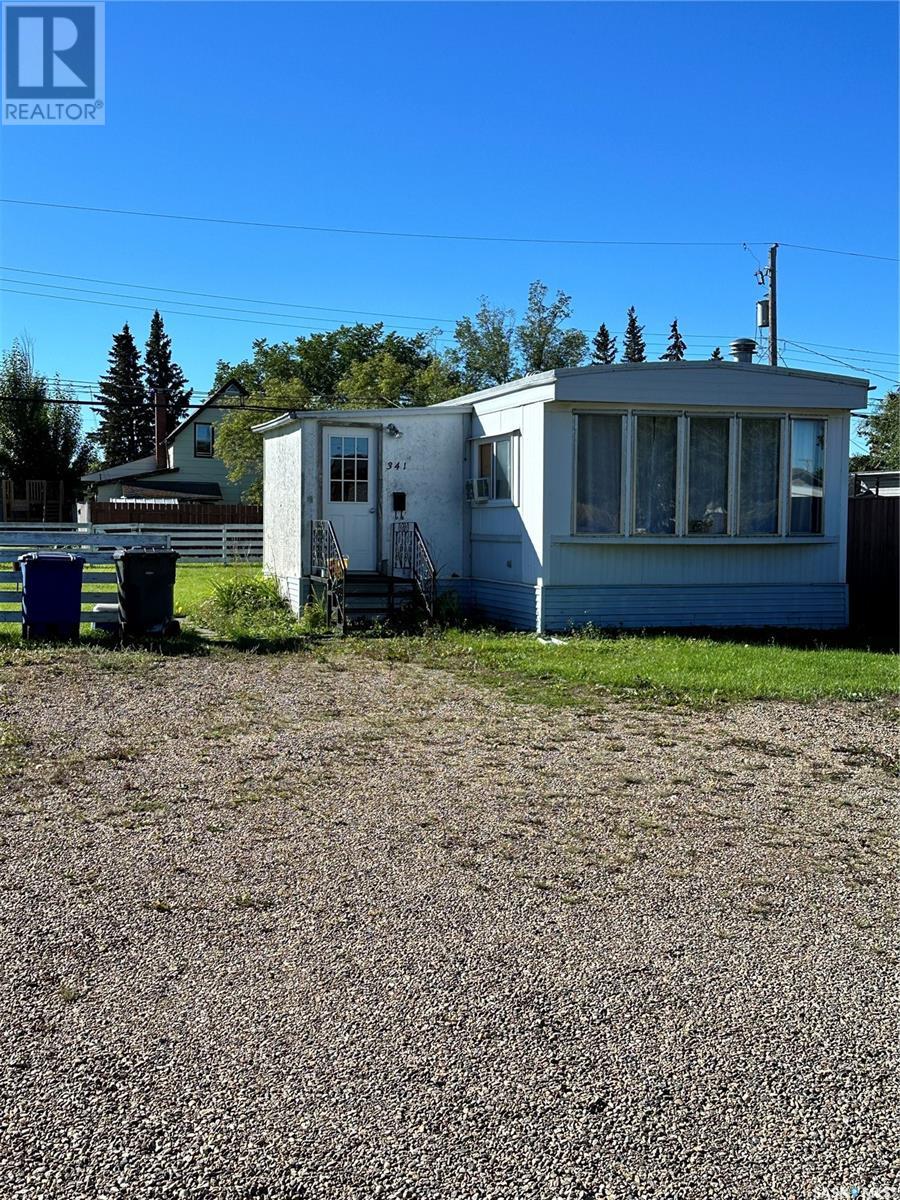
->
[0,647,896,1199]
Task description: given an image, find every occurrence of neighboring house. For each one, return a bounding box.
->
[82,380,256,503]
[850,470,900,498]
[257,345,867,630]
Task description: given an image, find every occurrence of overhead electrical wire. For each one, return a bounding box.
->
[2,196,897,261]
[4,277,897,373]
[780,339,899,385]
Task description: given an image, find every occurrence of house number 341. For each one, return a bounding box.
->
[385,461,407,470]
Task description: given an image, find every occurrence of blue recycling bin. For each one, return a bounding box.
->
[17,552,85,641]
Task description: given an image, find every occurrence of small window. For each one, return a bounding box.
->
[738,418,781,534]
[688,417,730,534]
[329,434,369,503]
[633,414,677,535]
[194,423,214,458]
[789,418,825,534]
[575,414,622,534]
[473,436,515,502]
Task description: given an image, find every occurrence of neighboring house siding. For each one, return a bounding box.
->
[166,405,254,503]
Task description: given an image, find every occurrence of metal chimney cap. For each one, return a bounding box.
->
[730,338,757,363]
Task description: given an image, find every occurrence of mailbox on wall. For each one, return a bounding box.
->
[392,492,407,518]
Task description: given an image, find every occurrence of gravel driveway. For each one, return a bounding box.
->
[0,648,896,1199]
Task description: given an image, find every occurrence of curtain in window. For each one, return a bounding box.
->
[576,415,621,533]
[494,438,511,500]
[634,415,677,534]
[790,419,825,534]
[688,417,730,534]
[739,418,781,534]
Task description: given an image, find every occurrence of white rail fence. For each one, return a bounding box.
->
[0,523,263,564]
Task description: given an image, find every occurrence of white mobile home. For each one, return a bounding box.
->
[257,354,866,631]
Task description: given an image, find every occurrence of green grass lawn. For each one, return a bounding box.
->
[174,563,261,620]
[346,628,898,706]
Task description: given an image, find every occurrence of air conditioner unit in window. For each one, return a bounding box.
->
[466,477,490,503]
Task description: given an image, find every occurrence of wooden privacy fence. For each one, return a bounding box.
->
[0,523,263,564]
[89,502,264,525]
[0,529,169,626]
[846,496,899,643]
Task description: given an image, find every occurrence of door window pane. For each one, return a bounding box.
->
[739,418,781,534]
[790,419,825,534]
[688,417,730,534]
[329,434,369,502]
[494,438,511,500]
[633,415,677,535]
[575,415,622,534]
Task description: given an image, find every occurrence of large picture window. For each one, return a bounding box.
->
[633,415,677,535]
[789,419,825,534]
[738,418,781,535]
[575,414,622,533]
[688,417,730,534]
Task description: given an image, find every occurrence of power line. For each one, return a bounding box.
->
[0,265,454,324]
[0,196,767,248]
[4,197,897,261]
[0,277,442,334]
[5,265,897,361]
[781,339,899,385]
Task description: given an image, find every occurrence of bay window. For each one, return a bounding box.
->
[572,409,827,539]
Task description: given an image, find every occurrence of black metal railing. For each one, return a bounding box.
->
[391,520,437,620]
[310,519,347,633]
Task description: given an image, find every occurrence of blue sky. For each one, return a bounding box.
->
[1,0,897,448]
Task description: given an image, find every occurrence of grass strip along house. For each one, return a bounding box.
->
[257,344,866,632]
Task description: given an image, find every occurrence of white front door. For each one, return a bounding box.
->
[322,427,378,572]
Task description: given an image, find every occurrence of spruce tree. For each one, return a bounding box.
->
[94,324,151,465]
[591,323,617,365]
[144,310,193,432]
[710,346,723,360]
[660,318,687,362]
[622,306,646,363]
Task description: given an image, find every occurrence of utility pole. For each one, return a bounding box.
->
[768,243,779,366]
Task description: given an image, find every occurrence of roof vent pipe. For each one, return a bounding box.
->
[730,338,757,364]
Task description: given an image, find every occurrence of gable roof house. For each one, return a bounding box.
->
[82,380,256,503]
[256,342,867,631]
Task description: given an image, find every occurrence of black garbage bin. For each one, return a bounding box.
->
[17,552,85,640]
[113,548,180,636]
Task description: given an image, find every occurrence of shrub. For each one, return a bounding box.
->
[201,574,302,640]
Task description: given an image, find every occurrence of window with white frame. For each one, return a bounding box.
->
[687,416,731,534]
[573,410,826,539]
[575,413,622,533]
[474,436,514,502]
[633,415,678,535]
[789,418,825,535]
[738,417,781,534]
